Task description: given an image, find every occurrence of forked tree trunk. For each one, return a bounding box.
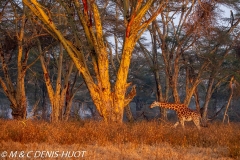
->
[0,73,28,120]
[38,42,74,122]
[0,6,30,120]
[23,0,166,123]
[10,98,27,120]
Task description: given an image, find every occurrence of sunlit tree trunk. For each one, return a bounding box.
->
[37,40,74,122]
[23,0,167,123]
[182,55,207,106]
[32,5,78,122]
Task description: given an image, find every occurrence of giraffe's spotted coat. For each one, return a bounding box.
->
[150,101,201,130]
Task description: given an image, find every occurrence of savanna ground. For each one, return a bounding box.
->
[0,119,239,160]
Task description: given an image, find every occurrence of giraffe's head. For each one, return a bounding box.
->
[149,101,159,108]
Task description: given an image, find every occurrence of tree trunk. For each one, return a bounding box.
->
[63,96,74,121]
[124,104,134,122]
[154,70,168,120]
[202,77,214,126]
[41,83,47,120]
[11,104,27,120]
[151,23,168,121]
[37,35,75,122]
[194,88,201,113]
[51,97,62,122]
[171,49,182,103]
[0,5,29,120]
[14,75,27,119]
[223,77,234,123]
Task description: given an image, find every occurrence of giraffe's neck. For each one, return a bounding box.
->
[157,102,181,111]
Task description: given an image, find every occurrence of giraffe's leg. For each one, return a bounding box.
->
[193,118,201,130]
[173,121,179,128]
[180,119,185,129]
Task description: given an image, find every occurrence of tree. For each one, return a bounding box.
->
[200,11,240,126]
[138,23,168,120]
[0,2,38,119]
[22,0,168,123]
[32,5,83,122]
[137,0,240,125]
[137,0,211,117]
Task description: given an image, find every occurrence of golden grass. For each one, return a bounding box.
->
[0,120,239,159]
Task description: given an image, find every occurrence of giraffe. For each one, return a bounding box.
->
[149,101,201,130]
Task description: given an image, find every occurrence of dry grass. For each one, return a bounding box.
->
[0,120,239,159]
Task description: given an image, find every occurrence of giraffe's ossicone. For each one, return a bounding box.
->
[150,101,201,130]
